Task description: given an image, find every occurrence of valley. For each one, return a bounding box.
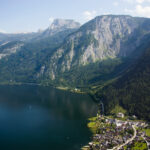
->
[0,14,150,150]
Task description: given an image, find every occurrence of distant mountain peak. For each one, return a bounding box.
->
[39,19,81,37]
[49,19,80,30]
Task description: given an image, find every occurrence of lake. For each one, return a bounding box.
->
[0,85,98,150]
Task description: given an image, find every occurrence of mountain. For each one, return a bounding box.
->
[0,18,80,62]
[0,15,150,90]
[0,19,80,83]
[0,32,40,44]
[32,19,80,40]
[0,15,150,120]
[95,34,150,120]
[42,19,80,36]
[36,15,150,87]
[0,19,80,44]
[0,41,24,59]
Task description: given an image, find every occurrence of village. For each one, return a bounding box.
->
[82,113,150,150]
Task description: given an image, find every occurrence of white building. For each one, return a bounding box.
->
[115,120,126,127]
[117,113,125,118]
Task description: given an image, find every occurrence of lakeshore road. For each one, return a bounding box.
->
[142,135,150,150]
[112,125,137,150]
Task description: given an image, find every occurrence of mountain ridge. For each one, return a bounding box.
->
[95,34,150,120]
[0,15,150,90]
[36,15,150,84]
[0,15,150,120]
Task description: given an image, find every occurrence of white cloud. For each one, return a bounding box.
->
[136,0,145,3]
[0,29,6,33]
[122,0,150,3]
[122,0,134,4]
[125,4,150,18]
[113,2,119,6]
[49,17,54,24]
[136,0,150,3]
[102,12,111,15]
[124,8,134,13]
[135,5,150,17]
[83,10,97,21]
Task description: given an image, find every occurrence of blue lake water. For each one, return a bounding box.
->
[0,85,98,150]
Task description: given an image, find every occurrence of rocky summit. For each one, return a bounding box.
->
[41,19,81,37]
[38,15,150,80]
[0,15,150,87]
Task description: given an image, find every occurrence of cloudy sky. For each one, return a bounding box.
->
[0,0,150,33]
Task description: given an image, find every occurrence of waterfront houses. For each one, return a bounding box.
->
[82,115,150,150]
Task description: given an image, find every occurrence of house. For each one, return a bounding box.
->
[117,113,125,118]
[105,118,115,124]
[74,88,78,91]
[115,120,125,127]
[132,115,137,119]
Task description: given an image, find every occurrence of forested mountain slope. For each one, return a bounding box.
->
[95,35,150,120]
[0,19,80,83]
[0,15,150,90]
[37,15,150,87]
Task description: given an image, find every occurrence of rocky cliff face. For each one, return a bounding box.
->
[0,41,24,59]
[97,35,150,120]
[0,15,150,86]
[40,19,80,38]
[40,15,150,80]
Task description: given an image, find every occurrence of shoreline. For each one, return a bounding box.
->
[0,81,87,94]
[82,115,149,150]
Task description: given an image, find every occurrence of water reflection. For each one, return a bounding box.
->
[0,85,98,150]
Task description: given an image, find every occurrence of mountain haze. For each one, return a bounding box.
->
[36,15,150,86]
[0,15,150,120]
[0,19,80,83]
[0,15,150,89]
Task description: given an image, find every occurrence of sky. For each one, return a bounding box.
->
[0,0,150,33]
